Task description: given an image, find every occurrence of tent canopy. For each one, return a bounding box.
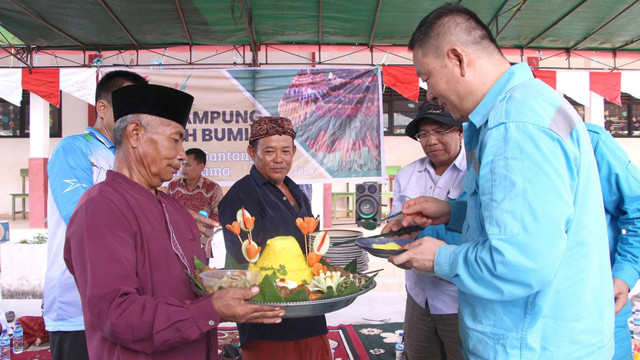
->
[2,0,640,55]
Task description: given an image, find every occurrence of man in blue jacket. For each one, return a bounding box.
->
[388,4,614,359]
[586,122,640,360]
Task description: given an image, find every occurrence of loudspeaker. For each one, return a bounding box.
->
[355,182,381,226]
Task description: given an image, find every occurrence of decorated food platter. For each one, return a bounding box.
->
[355,237,412,258]
[190,264,378,318]
[248,278,376,318]
[187,208,379,317]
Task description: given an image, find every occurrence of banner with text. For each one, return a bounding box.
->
[104,68,383,185]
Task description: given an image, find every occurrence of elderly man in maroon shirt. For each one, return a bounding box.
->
[64,84,283,360]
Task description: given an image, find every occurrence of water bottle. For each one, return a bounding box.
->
[632,294,640,327]
[633,323,640,340]
[0,329,10,360]
[395,330,405,360]
[12,321,22,354]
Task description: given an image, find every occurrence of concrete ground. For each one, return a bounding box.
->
[0,214,408,328]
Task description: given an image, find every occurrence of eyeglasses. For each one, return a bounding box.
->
[414,126,457,141]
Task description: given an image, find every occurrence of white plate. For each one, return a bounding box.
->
[310,229,363,239]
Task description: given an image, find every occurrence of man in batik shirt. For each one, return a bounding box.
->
[168,147,223,257]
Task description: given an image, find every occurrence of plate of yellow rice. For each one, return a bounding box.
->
[355,237,412,258]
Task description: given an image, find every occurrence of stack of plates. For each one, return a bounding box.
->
[309,230,369,273]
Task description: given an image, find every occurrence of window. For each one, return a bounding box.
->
[0,91,62,138]
[383,88,427,136]
[565,96,585,120]
[382,101,389,133]
[631,103,640,136]
[605,93,640,137]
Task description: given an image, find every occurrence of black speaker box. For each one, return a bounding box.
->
[355,182,381,226]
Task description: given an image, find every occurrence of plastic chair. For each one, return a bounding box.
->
[332,183,355,219]
[11,168,29,220]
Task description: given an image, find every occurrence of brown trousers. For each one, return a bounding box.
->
[241,334,332,360]
[403,294,464,360]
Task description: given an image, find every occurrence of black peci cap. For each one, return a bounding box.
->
[111,84,194,128]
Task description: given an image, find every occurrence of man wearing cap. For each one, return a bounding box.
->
[219,116,331,360]
[384,102,466,359]
[64,85,284,360]
[45,70,147,360]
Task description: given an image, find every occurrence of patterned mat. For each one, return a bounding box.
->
[327,324,370,360]
[353,322,404,360]
[6,323,404,359]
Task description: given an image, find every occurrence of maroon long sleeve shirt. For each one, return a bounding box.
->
[65,170,220,359]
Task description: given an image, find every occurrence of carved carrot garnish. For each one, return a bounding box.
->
[296,217,308,235]
[304,217,318,233]
[244,217,255,231]
[307,252,322,267]
[241,206,254,231]
[312,263,327,276]
[225,221,241,235]
[246,243,261,261]
[236,207,254,243]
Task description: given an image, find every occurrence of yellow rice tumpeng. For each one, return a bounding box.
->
[248,236,314,284]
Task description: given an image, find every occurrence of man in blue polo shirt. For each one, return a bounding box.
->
[388,4,613,359]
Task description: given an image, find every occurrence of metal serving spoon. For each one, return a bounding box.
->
[357,211,403,230]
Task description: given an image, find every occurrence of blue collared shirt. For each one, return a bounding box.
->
[435,63,614,359]
[391,150,466,314]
